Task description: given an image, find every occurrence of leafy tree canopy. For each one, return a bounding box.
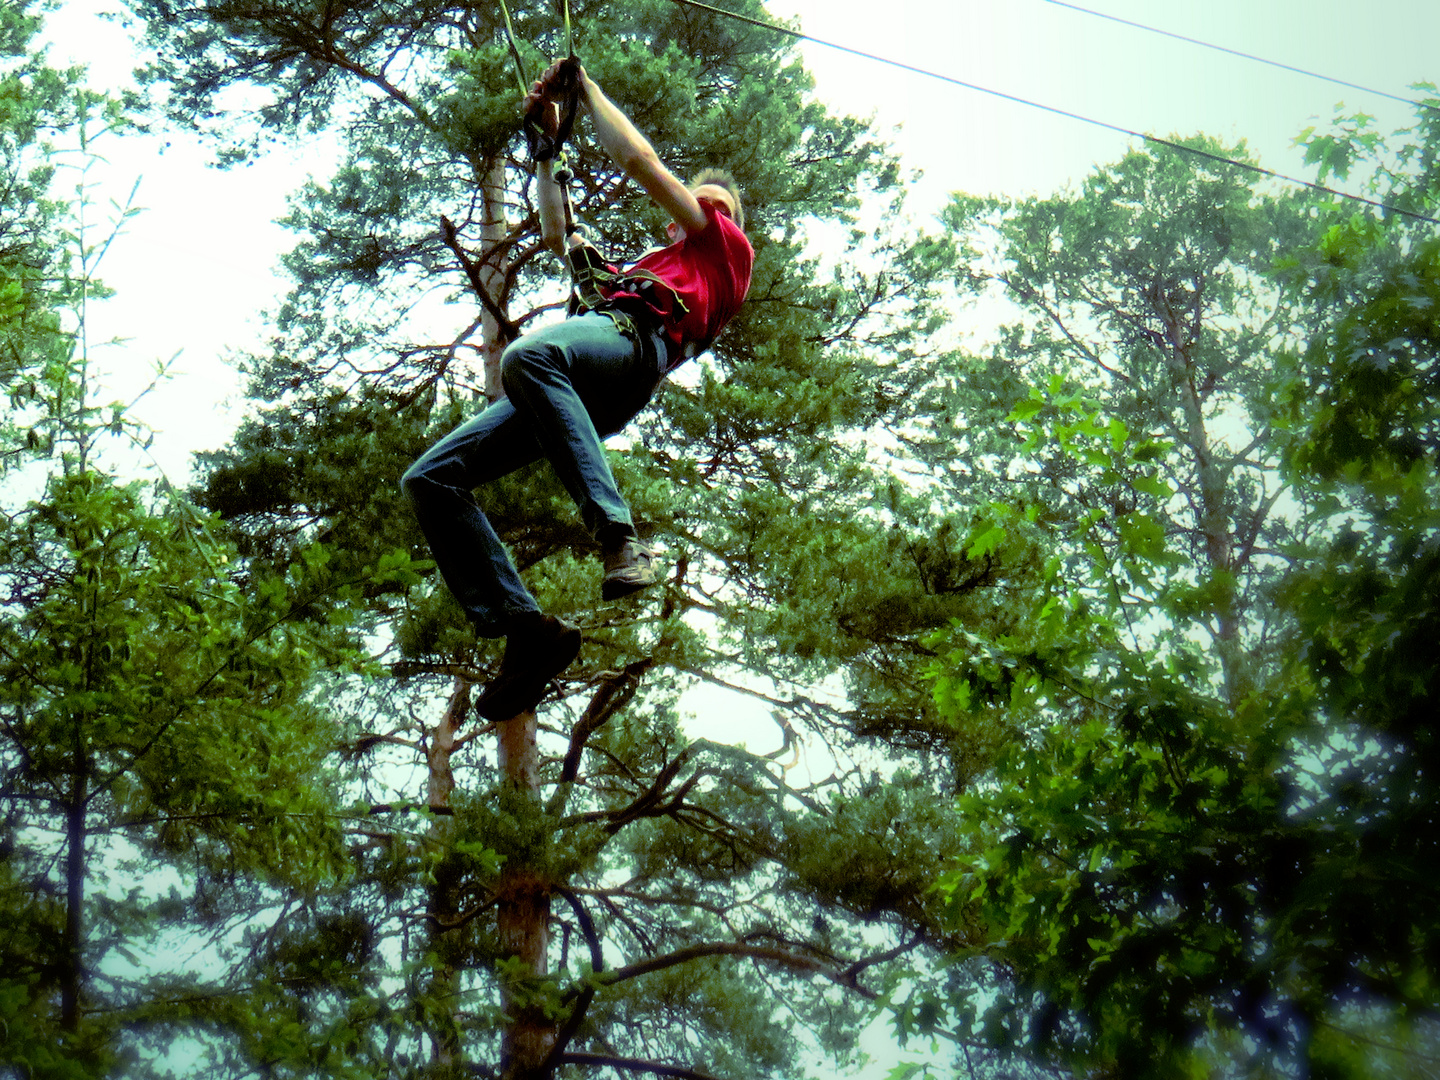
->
[922,102,1440,1078]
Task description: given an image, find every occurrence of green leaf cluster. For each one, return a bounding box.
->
[923,101,1440,1078]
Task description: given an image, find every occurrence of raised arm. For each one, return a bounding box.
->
[572,67,709,236]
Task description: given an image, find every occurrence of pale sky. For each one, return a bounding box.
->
[40,0,1439,479]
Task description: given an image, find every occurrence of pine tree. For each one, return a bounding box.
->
[121,0,997,1076]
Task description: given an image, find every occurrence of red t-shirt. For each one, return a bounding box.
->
[603,201,753,371]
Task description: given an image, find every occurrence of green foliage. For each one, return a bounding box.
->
[0,11,433,1074]
[109,6,1440,1080]
[56,0,1440,1070]
[939,702,1291,1074]
[922,106,1440,1078]
[110,0,993,1075]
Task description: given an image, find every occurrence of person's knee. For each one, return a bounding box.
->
[500,338,558,400]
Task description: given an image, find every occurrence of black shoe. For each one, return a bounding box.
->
[474,614,582,721]
[601,536,660,601]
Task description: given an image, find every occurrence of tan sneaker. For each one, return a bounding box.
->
[601,536,660,601]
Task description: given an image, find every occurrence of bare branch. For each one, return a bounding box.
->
[365,802,455,817]
[390,658,486,682]
[420,897,497,931]
[600,942,827,987]
[998,272,1132,384]
[560,658,655,784]
[439,214,522,344]
[544,887,605,1072]
[554,887,605,973]
[1234,485,1289,575]
[838,933,926,999]
[560,1053,723,1080]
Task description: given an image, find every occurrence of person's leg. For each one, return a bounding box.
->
[403,314,665,720]
[499,312,660,541]
[404,401,584,721]
[501,313,667,599]
[402,397,546,637]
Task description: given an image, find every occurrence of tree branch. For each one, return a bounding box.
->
[604,766,701,836]
[439,214,521,344]
[600,942,827,987]
[420,897,496,931]
[365,802,455,817]
[559,1053,722,1080]
[998,272,1132,383]
[838,933,925,999]
[390,658,486,682]
[554,886,605,973]
[1233,485,1288,575]
[560,659,654,783]
[543,887,605,1073]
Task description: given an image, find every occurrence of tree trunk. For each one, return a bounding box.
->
[425,677,470,1069]
[471,154,554,1077]
[62,775,85,1032]
[1167,313,1245,702]
[497,710,554,1080]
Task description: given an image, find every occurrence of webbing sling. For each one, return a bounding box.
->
[496,0,581,165]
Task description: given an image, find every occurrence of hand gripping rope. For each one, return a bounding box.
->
[496,0,611,311]
[496,0,580,170]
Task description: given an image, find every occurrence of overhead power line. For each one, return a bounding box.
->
[1043,0,1439,118]
[661,0,1440,227]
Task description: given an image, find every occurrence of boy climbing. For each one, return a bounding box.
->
[402,60,754,723]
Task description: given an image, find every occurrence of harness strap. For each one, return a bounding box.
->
[495,0,530,97]
[524,57,581,162]
[565,243,616,315]
[564,246,711,368]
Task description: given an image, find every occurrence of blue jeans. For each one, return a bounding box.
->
[402,313,667,637]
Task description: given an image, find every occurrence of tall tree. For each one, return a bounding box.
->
[920,115,1440,1076]
[127,0,988,1077]
[0,9,417,1075]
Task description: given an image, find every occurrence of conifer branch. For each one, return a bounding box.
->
[390,658,486,682]
[544,887,605,1072]
[603,768,702,835]
[597,941,828,986]
[559,658,654,784]
[338,731,418,757]
[365,802,455,817]
[421,897,497,931]
[595,892,657,956]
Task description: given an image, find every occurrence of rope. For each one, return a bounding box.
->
[660,0,1440,227]
[1043,0,1440,118]
[495,0,530,97]
[497,0,580,164]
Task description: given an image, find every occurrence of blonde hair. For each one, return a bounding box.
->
[689,167,745,232]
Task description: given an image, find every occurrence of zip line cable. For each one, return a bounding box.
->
[661,0,1439,227]
[1043,0,1440,118]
